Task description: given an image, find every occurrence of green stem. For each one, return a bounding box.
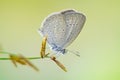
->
[0,57,42,60]
[0,51,50,60]
[0,51,12,54]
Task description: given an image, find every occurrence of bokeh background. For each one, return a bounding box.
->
[0,0,120,80]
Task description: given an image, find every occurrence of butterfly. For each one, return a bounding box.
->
[38,9,86,55]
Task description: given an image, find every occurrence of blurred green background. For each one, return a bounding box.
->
[0,0,120,80]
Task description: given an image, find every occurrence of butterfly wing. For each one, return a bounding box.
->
[38,12,68,49]
[38,10,86,51]
[60,10,86,48]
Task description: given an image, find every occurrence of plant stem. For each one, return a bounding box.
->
[0,51,50,60]
[0,51,12,54]
[0,57,41,60]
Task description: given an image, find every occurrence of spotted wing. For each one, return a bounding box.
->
[38,12,68,48]
[38,10,86,50]
[60,10,86,48]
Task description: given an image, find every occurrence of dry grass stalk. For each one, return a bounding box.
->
[51,56,67,72]
[9,54,39,71]
[40,36,47,58]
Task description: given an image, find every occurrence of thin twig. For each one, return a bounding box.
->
[0,57,42,60]
[0,51,50,60]
[0,51,67,72]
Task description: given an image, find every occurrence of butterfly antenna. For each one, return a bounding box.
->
[67,49,80,57]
